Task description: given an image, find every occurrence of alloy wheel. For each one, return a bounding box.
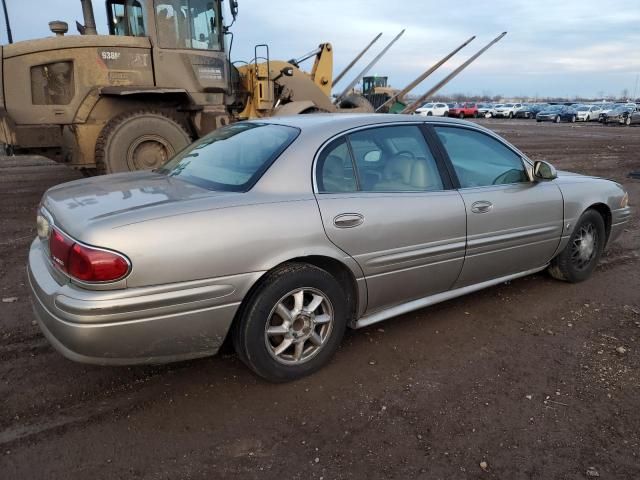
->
[264,288,334,365]
[570,223,598,271]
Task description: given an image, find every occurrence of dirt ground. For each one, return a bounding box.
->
[1,120,639,480]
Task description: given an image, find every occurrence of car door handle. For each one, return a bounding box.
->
[471,201,493,214]
[333,213,364,228]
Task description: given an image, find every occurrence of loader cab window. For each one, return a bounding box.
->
[154,0,222,50]
[108,0,148,37]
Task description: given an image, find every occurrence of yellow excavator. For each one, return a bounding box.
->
[0,0,373,173]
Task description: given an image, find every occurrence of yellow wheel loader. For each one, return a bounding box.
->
[0,0,373,173]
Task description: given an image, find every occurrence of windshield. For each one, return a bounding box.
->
[504,103,514,107]
[546,105,562,111]
[158,123,300,192]
[611,107,628,113]
[577,106,589,111]
[421,103,434,108]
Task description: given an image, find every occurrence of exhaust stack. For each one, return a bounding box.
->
[77,0,97,35]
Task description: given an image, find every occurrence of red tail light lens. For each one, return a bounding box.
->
[48,228,129,282]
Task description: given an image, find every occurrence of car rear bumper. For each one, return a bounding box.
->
[28,239,262,365]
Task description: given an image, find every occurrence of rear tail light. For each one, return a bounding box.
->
[48,227,129,282]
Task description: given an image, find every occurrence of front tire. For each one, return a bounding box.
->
[233,263,348,382]
[624,116,631,126]
[555,115,561,123]
[571,115,576,123]
[459,112,465,119]
[548,209,606,283]
[95,110,191,173]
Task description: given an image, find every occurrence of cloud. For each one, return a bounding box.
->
[1,0,638,97]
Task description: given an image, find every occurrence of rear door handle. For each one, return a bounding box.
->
[333,213,364,228]
[471,201,493,214]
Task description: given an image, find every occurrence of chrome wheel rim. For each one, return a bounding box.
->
[571,223,598,270]
[265,288,334,365]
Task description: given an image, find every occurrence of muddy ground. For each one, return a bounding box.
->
[1,120,639,479]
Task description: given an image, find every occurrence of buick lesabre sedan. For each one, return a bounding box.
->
[29,115,631,382]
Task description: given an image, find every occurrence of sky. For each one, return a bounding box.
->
[2,0,639,99]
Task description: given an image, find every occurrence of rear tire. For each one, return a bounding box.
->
[232,263,348,382]
[548,209,606,283]
[95,110,191,174]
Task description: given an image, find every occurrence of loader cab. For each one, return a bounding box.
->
[106,0,224,51]
[362,75,388,96]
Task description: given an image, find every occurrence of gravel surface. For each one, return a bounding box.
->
[1,120,639,479]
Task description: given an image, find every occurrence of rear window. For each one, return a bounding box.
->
[158,123,299,191]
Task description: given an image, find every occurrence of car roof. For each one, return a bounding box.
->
[255,113,468,133]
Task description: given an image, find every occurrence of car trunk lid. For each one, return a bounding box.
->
[41,171,236,241]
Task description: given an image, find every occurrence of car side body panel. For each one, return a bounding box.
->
[27,114,632,366]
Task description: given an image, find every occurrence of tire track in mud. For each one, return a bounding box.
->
[0,366,177,449]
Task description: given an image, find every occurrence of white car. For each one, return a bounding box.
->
[415,102,449,117]
[493,103,524,118]
[575,105,601,122]
[477,103,494,118]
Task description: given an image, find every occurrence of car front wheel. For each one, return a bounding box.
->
[624,116,631,126]
[555,115,561,123]
[233,263,348,382]
[548,209,606,283]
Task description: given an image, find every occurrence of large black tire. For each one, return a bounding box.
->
[458,112,465,119]
[232,263,348,382]
[571,115,576,123]
[95,110,191,173]
[555,115,561,124]
[548,209,606,283]
[338,94,374,112]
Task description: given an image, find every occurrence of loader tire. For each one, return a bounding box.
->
[95,110,191,174]
[338,94,375,113]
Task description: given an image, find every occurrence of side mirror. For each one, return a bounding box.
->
[533,160,557,181]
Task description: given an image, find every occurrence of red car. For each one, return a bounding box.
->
[448,102,479,118]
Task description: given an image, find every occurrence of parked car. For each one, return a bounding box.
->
[493,103,523,118]
[28,114,631,382]
[477,103,494,118]
[536,105,577,123]
[601,105,635,125]
[448,102,479,118]
[415,102,449,117]
[514,104,545,119]
[575,105,601,122]
[626,107,640,125]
